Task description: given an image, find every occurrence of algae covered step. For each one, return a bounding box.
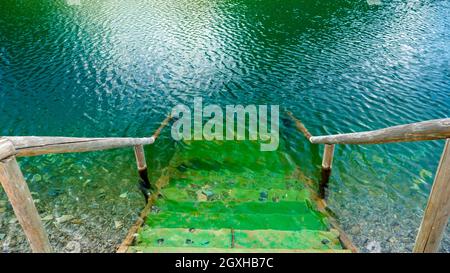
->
[168,170,306,191]
[146,211,328,231]
[154,200,315,215]
[132,228,344,252]
[127,247,351,253]
[173,139,296,173]
[127,137,348,252]
[159,187,311,202]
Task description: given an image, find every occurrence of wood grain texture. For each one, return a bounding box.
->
[0,139,16,160]
[310,118,450,145]
[134,145,147,170]
[414,139,450,253]
[2,136,155,157]
[0,154,51,252]
[287,111,312,140]
[322,144,335,169]
[151,113,173,140]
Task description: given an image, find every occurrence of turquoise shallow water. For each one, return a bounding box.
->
[0,0,449,252]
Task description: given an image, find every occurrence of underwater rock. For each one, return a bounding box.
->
[350,225,361,235]
[196,190,208,202]
[367,0,382,5]
[56,215,74,224]
[259,191,268,201]
[119,192,128,198]
[201,189,215,201]
[114,221,123,229]
[366,240,382,253]
[47,188,64,197]
[71,219,83,225]
[64,241,81,253]
[42,215,54,221]
[387,237,397,243]
[33,174,42,182]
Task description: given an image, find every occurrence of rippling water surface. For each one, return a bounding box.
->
[0,0,449,252]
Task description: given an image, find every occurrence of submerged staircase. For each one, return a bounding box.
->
[126,139,349,253]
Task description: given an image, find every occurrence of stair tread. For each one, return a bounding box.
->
[146,211,328,231]
[160,187,311,202]
[172,139,296,173]
[154,200,314,215]
[128,138,349,252]
[169,167,303,186]
[135,228,343,250]
[128,247,351,253]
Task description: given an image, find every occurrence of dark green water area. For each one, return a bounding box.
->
[0,0,449,252]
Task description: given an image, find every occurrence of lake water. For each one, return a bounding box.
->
[0,0,449,252]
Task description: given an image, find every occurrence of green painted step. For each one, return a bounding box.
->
[168,170,305,191]
[146,211,328,231]
[137,228,230,248]
[134,228,343,250]
[154,200,314,215]
[159,187,311,203]
[127,247,351,253]
[173,140,296,173]
[130,136,347,252]
[234,229,341,250]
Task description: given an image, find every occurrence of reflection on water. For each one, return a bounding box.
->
[0,0,449,252]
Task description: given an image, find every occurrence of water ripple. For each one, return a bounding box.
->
[0,0,449,252]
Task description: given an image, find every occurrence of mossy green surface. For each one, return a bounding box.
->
[134,139,344,251]
[134,228,342,250]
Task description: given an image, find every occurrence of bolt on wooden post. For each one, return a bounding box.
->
[0,139,51,253]
[319,144,335,199]
[414,139,450,253]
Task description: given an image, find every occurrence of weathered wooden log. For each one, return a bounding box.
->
[319,144,335,198]
[310,118,450,145]
[288,112,450,145]
[134,145,147,171]
[151,114,173,140]
[287,111,312,140]
[134,145,153,202]
[0,139,16,160]
[0,140,51,252]
[414,139,450,253]
[2,136,155,157]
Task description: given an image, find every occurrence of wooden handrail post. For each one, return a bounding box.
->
[319,144,335,199]
[414,139,450,253]
[134,145,153,203]
[0,140,51,253]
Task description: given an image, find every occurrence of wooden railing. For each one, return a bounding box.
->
[288,112,450,253]
[0,115,172,253]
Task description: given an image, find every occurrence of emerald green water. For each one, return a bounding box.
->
[1,0,449,252]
